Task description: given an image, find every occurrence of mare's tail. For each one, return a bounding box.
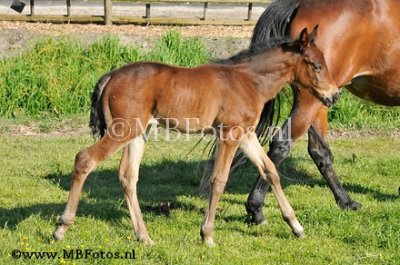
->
[200,0,301,192]
[250,0,300,144]
[250,0,300,48]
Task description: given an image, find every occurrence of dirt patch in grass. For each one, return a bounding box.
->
[0,21,253,59]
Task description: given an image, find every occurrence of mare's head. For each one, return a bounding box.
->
[293,26,339,107]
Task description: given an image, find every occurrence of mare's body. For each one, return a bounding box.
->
[246,0,400,224]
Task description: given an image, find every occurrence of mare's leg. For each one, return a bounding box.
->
[53,134,130,240]
[201,140,239,246]
[246,87,322,224]
[241,133,304,237]
[308,109,361,210]
[119,135,154,245]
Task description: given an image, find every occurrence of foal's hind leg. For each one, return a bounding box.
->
[53,134,129,241]
[240,133,304,238]
[119,135,154,245]
[201,140,239,246]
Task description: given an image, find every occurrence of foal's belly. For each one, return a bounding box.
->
[347,75,400,106]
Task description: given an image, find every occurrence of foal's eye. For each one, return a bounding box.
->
[311,61,322,71]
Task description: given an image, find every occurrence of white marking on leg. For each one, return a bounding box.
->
[240,132,304,237]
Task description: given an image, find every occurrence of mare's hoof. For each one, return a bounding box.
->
[245,203,266,226]
[258,220,268,226]
[339,200,362,211]
[248,219,268,227]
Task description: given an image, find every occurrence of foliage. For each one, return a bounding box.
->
[0,31,209,118]
[0,31,399,129]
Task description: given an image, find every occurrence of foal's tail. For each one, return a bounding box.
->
[89,73,112,138]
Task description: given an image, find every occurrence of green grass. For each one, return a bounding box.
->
[0,31,209,118]
[328,90,400,129]
[1,28,399,265]
[271,87,400,130]
[0,134,399,264]
[0,30,399,129]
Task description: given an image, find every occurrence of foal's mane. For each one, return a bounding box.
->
[213,37,294,65]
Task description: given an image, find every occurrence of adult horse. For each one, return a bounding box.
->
[245,0,400,225]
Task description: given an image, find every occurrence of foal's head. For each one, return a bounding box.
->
[293,26,339,107]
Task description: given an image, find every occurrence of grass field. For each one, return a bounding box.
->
[0,30,399,264]
[0,132,399,264]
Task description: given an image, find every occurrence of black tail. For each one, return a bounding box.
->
[251,0,300,48]
[89,73,112,138]
[198,0,301,192]
[200,0,300,192]
[250,0,300,144]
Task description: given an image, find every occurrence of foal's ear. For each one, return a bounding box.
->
[309,25,319,43]
[299,27,310,52]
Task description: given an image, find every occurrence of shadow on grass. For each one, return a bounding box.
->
[1,156,397,231]
[0,160,211,230]
[280,157,399,202]
[299,178,399,202]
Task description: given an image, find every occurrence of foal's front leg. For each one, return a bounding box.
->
[119,136,154,245]
[246,87,322,225]
[201,140,239,246]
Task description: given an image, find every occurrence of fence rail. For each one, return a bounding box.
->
[1,0,271,26]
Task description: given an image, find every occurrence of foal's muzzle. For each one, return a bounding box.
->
[322,92,340,107]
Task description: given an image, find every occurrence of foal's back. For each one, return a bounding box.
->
[103,62,264,133]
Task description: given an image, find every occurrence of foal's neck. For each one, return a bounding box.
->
[244,48,299,101]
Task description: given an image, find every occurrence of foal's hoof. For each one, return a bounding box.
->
[293,229,305,239]
[203,238,216,247]
[53,226,66,241]
[339,200,362,211]
[138,235,155,246]
[142,238,155,246]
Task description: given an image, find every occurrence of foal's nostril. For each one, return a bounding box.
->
[332,93,340,104]
[322,96,333,107]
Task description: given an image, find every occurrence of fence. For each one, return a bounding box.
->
[1,0,270,25]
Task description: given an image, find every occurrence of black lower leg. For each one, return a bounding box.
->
[245,122,293,224]
[308,127,362,210]
[245,177,269,224]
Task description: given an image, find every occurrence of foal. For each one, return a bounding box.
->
[53,27,338,246]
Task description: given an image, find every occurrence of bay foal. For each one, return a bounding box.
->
[53,27,338,246]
